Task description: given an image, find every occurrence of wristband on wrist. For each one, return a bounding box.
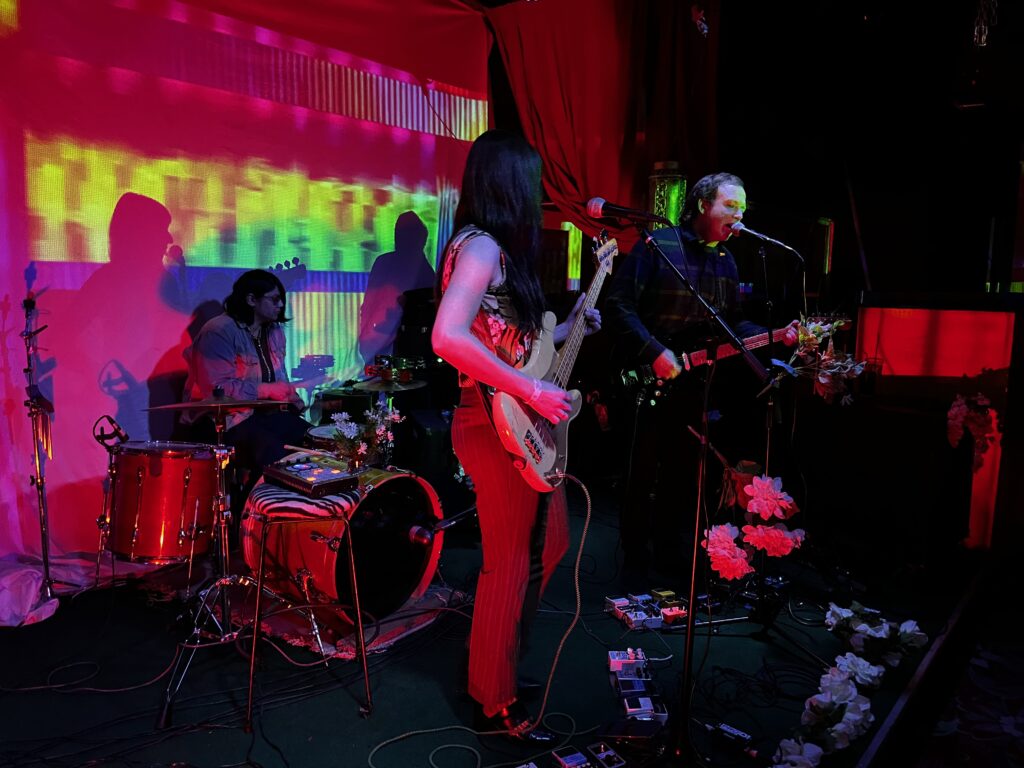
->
[525,378,542,406]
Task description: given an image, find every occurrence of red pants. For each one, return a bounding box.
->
[452,385,569,716]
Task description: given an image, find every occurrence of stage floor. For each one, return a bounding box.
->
[0,474,1009,768]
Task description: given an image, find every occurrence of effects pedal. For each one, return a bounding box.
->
[615,676,654,697]
[551,746,592,767]
[587,741,627,768]
[622,694,669,724]
[608,648,647,674]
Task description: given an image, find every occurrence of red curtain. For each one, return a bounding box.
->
[486,0,720,247]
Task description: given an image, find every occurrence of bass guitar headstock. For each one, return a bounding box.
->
[592,230,618,278]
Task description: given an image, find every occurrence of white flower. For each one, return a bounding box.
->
[818,668,858,704]
[835,653,885,688]
[899,620,928,648]
[773,738,824,767]
[826,694,874,751]
[825,603,854,630]
[801,692,836,726]
[852,619,891,640]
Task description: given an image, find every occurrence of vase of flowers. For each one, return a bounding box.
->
[773,316,866,405]
[702,462,806,581]
[329,399,404,472]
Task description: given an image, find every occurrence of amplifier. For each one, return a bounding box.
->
[263,452,363,498]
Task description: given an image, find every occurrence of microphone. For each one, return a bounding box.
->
[586,197,673,226]
[111,420,130,443]
[101,415,130,443]
[729,223,805,262]
[408,525,434,546]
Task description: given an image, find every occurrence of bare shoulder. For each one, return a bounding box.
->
[458,230,501,262]
[451,230,503,285]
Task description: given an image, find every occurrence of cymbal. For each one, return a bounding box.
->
[145,397,288,412]
[352,379,427,392]
[317,387,367,398]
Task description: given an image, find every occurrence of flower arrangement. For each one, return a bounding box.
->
[773,317,866,405]
[824,602,928,668]
[329,400,404,469]
[947,392,997,471]
[796,667,875,754]
[702,463,806,581]
[771,603,929,765]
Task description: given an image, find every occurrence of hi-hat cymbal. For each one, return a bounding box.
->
[352,379,427,392]
[145,397,288,412]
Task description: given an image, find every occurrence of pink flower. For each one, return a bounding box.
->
[743,475,795,520]
[702,524,754,580]
[742,524,805,557]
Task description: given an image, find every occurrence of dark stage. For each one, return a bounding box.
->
[0,388,1016,768]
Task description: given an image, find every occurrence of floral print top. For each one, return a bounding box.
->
[440,225,533,386]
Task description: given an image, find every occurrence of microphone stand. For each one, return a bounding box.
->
[630,224,769,765]
[20,294,59,603]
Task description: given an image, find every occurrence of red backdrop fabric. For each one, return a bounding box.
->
[486,0,720,249]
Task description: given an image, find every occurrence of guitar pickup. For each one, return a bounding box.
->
[524,430,544,462]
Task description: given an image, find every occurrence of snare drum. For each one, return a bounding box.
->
[109,441,218,562]
[241,468,443,620]
[305,425,338,451]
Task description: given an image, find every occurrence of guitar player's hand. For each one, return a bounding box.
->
[528,379,573,424]
[782,319,800,346]
[568,292,602,336]
[652,349,683,380]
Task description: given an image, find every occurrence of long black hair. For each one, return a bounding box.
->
[439,129,546,334]
[223,269,290,325]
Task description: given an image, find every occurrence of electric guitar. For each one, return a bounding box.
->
[620,315,850,399]
[489,236,618,492]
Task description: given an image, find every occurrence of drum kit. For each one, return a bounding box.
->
[89,356,457,729]
[308,355,428,426]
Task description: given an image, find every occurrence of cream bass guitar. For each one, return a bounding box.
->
[489,236,618,492]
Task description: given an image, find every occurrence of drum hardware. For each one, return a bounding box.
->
[245,513,373,728]
[145,393,286,633]
[156,570,263,731]
[145,394,292,729]
[239,468,445,727]
[293,567,331,662]
[92,414,130,587]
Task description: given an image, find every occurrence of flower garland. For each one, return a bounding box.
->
[771,602,929,765]
[329,400,404,468]
[702,466,805,581]
[773,317,866,405]
[947,392,997,471]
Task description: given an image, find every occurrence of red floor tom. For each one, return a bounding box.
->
[109,441,218,562]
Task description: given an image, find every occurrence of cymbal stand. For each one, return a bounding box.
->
[156,432,238,729]
[20,294,60,602]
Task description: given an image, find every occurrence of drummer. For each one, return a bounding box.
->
[182,269,311,476]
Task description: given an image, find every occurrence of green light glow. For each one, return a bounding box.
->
[25,134,442,271]
[0,0,16,35]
